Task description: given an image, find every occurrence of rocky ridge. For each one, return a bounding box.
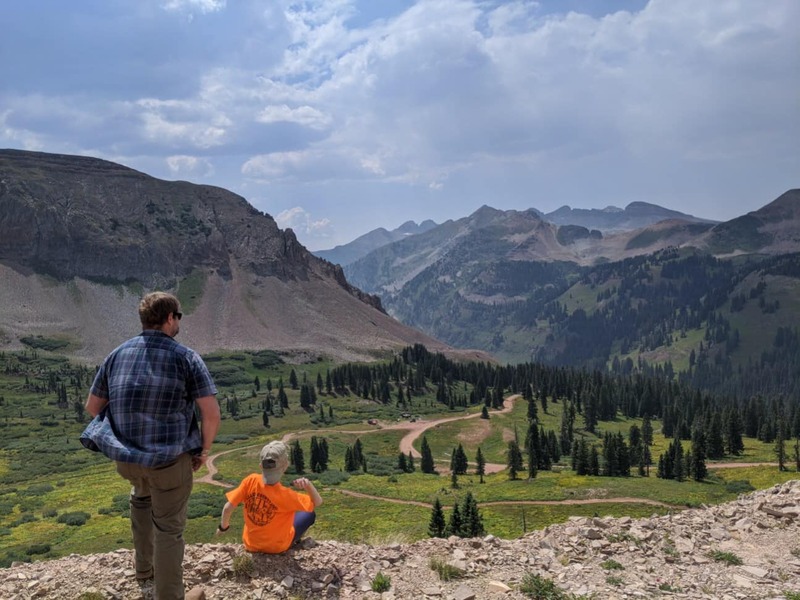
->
[3,481,800,599]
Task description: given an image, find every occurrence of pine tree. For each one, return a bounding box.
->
[453,444,468,475]
[642,414,654,446]
[310,436,321,472]
[480,405,490,419]
[318,438,329,471]
[776,422,787,471]
[706,412,725,459]
[460,492,485,537]
[344,446,358,472]
[289,369,298,390]
[446,502,462,537]
[407,451,415,472]
[353,438,365,469]
[527,396,538,423]
[689,422,707,481]
[398,452,408,472]
[428,498,446,538]
[475,447,486,483]
[507,440,523,481]
[724,408,745,456]
[589,446,600,476]
[421,436,436,474]
[291,440,305,474]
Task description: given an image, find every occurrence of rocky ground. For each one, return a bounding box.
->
[3,481,800,599]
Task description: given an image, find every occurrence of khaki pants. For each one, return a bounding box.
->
[116,453,193,600]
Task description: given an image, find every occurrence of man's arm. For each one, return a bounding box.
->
[84,393,108,418]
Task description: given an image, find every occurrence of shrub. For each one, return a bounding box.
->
[520,573,583,599]
[371,572,391,593]
[187,490,225,519]
[708,550,743,566]
[232,553,254,578]
[725,480,755,494]
[10,513,37,527]
[429,557,464,582]
[57,512,90,526]
[77,593,105,600]
[20,484,54,497]
[600,559,624,570]
[315,469,350,486]
[25,544,51,556]
[42,508,58,518]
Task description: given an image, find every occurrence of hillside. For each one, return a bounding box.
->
[0,149,473,364]
[342,192,800,389]
[3,481,800,599]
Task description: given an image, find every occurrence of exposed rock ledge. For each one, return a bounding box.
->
[3,481,800,599]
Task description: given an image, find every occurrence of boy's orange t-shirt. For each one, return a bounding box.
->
[226,473,315,553]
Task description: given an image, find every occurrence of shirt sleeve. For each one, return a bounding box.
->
[89,362,109,399]
[225,475,252,507]
[187,351,218,400]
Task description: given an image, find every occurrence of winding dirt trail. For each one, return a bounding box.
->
[335,489,684,510]
[195,395,775,507]
[196,396,520,487]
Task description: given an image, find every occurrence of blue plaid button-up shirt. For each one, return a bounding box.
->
[82,330,217,467]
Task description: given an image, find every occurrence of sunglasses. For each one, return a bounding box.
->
[173,311,183,320]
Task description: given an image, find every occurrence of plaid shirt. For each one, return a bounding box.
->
[82,330,217,467]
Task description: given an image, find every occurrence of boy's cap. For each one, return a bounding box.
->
[260,441,289,484]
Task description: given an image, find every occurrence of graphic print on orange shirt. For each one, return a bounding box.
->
[245,492,278,526]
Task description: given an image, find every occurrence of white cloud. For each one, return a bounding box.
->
[256,104,331,129]
[166,155,215,178]
[275,206,333,240]
[162,0,226,14]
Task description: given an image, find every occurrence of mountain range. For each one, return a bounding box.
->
[2,148,798,397]
[315,201,714,267]
[0,149,469,364]
[341,189,800,391]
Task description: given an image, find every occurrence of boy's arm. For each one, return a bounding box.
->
[217,501,236,534]
[293,477,323,507]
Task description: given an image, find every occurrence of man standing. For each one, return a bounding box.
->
[81,291,220,600]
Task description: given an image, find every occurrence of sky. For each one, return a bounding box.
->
[1,1,798,251]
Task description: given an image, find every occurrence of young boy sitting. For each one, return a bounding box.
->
[217,440,322,553]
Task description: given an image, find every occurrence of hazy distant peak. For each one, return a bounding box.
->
[314,219,439,266]
[601,205,624,213]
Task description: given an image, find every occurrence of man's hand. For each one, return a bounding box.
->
[191,454,208,472]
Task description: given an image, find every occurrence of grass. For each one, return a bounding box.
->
[429,557,465,581]
[520,573,588,599]
[371,572,391,592]
[708,550,743,566]
[1,348,798,565]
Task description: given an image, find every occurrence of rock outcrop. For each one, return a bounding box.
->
[0,149,474,363]
[3,481,800,599]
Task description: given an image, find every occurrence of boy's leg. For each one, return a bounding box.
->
[292,511,316,543]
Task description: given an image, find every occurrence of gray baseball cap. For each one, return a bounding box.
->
[260,441,289,484]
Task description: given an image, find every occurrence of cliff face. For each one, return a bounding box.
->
[0,150,332,286]
[0,149,459,362]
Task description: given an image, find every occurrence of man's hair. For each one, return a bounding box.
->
[138,292,180,329]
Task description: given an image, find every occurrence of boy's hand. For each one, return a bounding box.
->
[292,477,311,490]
